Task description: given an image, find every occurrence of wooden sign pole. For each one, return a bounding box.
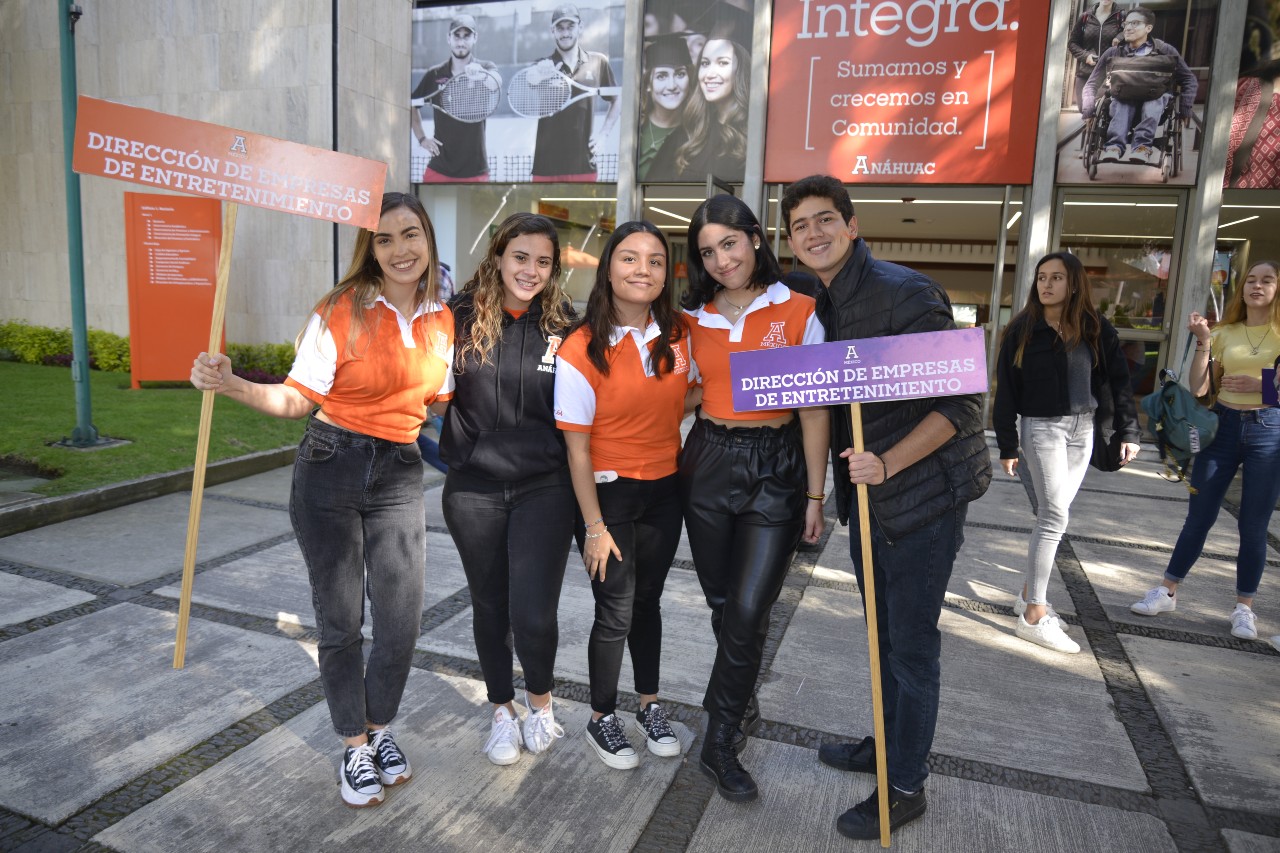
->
[850,401,892,847]
[173,202,238,669]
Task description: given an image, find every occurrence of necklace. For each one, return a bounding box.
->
[720,292,752,316]
[1243,324,1272,356]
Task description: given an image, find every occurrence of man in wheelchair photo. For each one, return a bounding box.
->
[1081,6,1197,168]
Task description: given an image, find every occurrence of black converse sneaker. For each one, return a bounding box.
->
[634,702,681,757]
[585,713,639,769]
[340,743,385,808]
[368,727,411,786]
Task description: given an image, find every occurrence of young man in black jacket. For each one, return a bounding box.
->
[781,175,991,840]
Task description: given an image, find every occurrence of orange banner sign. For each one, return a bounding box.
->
[74,96,387,229]
[124,194,222,389]
[764,0,1050,184]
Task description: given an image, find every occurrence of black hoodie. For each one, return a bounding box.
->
[439,291,575,482]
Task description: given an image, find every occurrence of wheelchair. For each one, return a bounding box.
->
[1081,59,1184,183]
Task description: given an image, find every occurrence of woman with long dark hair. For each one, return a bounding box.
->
[994,251,1140,653]
[647,38,750,182]
[438,212,577,766]
[554,221,694,770]
[679,195,827,801]
[190,192,453,807]
[1132,260,1280,639]
[637,35,691,182]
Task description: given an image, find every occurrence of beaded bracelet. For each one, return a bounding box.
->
[585,526,608,540]
[585,517,604,529]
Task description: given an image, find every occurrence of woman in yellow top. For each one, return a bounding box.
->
[1131,260,1280,640]
[190,192,453,808]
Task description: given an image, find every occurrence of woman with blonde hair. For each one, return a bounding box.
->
[438,212,578,766]
[1132,260,1280,639]
[995,251,1140,653]
[190,192,454,807]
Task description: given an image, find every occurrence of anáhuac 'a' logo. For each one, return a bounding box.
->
[672,342,688,374]
[760,321,789,349]
[229,136,248,157]
[538,334,562,374]
[843,344,861,364]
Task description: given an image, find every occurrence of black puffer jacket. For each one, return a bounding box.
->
[440,292,574,482]
[815,239,991,540]
[993,315,1142,459]
[1068,6,1125,80]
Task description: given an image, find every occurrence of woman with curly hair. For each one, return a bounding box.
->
[994,251,1140,654]
[438,212,578,766]
[554,221,695,770]
[190,192,453,807]
[647,38,749,182]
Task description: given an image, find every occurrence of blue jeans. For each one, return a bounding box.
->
[1020,414,1093,605]
[442,466,574,704]
[849,504,967,793]
[290,417,427,738]
[416,431,448,473]
[1107,93,1170,150]
[1165,405,1280,597]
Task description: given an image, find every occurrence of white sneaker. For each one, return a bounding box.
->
[522,697,565,754]
[1013,594,1058,620]
[483,705,522,766]
[1016,613,1081,654]
[1130,586,1176,616]
[339,743,385,808]
[1230,604,1258,640]
[1269,635,1280,652]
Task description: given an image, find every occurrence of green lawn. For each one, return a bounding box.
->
[0,362,305,496]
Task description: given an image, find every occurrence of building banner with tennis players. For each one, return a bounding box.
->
[410,1,625,184]
[764,0,1051,184]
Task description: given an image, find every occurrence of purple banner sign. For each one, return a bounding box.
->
[730,328,988,412]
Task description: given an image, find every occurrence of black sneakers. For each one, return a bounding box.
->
[836,786,927,839]
[634,702,681,757]
[586,713,639,769]
[699,721,758,802]
[368,727,411,786]
[339,743,384,808]
[818,735,876,773]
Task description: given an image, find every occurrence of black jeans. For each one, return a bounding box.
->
[679,417,805,725]
[575,474,683,715]
[290,416,426,738]
[442,466,574,704]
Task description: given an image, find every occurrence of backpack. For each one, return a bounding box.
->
[1140,367,1219,488]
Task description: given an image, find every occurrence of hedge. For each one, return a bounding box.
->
[0,320,294,379]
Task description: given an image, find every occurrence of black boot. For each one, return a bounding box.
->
[700,721,758,802]
[732,694,761,755]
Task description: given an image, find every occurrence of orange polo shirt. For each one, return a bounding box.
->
[285,291,455,444]
[554,319,693,480]
[684,282,823,420]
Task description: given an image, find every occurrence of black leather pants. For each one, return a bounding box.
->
[679,416,805,726]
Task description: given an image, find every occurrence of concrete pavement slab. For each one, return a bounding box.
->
[0,493,292,586]
[1224,830,1280,852]
[950,524,1074,616]
[758,587,1146,790]
[152,532,470,629]
[687,740,1174,853]
[1121,635,1280,816]
[95,669,693,853]
[965,477,1034,530]
[1074,540,1252,637]
[1080,458,1193,497]
[204,465,293,505]
[1063,489,1242,555]
[0,573,95,626]
[0,603,318,823]
[419,556,717,709]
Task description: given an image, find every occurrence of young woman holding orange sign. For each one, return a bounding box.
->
[190,192,452,808]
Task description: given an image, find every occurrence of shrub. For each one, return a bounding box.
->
[87,329,131,373]
[226,342,295,379]
[0,321,72,365]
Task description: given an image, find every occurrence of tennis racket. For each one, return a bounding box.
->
[506,65,621,119]
[412,69,501,123]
